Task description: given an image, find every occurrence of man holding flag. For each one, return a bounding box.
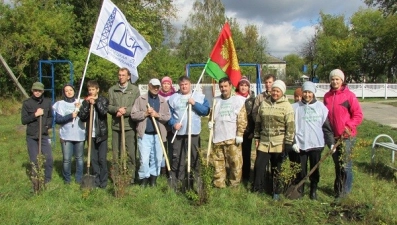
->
[205,22,247,188]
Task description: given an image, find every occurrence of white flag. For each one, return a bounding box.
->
[90,0,152,83]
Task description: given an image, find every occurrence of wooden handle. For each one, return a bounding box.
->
[147,103,171,171]
[87,104,94,168]
[120,115,126,170]
[206,99,216,166]
[187,104,192,173]
[38,116,42,155]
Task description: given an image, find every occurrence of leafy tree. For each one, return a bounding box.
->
[283,54,304,84]
[364,0,397,16]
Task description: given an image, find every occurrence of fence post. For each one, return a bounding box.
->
[385,83,388,99]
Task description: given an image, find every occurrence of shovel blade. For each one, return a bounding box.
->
[285,185,302,200]
[80,174,96,190]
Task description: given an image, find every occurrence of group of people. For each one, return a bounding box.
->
[21,67,363,201]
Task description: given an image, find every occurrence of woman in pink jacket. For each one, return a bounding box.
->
[323,69,363,200]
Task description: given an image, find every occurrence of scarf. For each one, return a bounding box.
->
[236,91,249,98]
[159,86,176,98]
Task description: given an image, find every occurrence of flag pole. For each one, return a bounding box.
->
[171,58,210,143]
[72,51,92,126]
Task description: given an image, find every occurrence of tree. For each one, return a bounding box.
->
[283,54,304,84]
[364,0,397,16]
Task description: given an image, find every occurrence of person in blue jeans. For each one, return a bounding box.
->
[21,82,54,187]
[53,84,85,184]
[324,69,363,199]
[131,78,171,187]
[79,80,109,188]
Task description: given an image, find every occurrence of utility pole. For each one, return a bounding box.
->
[0,53,29,98]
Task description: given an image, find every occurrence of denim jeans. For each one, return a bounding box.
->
[61,140,84,183]
[137,134,163,179]
[332,137,356,197]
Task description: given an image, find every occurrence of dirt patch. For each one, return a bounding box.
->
[327,203,373,223]
[15,125,26,133]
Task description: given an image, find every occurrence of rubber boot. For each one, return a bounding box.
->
[140,178,149,187]
[149,175,157,187]
[310,183,317,200]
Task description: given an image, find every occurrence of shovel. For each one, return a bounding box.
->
[146,104,172,185]
[186,104,193,191]
[285,140,341,199]
[81,104,96,189]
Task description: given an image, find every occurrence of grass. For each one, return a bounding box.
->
[1,100,397,224]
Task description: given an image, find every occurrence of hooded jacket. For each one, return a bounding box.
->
[323,85,363,138]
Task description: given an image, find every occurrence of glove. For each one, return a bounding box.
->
[292,144,300,153]
[330,145,336,153]
[208,121,213,130]
[235,136,243,144]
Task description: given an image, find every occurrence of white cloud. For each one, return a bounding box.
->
[171,0,368,58]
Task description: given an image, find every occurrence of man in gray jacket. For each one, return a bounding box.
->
[131,78,171,187]
[108,68,140,184]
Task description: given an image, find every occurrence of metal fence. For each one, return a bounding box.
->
[139,83,397,99]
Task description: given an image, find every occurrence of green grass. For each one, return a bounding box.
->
[1,101,397,224]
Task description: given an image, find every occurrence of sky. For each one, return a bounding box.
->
[171,0,368,59]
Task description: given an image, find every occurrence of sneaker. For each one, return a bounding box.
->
[273,194,280,201]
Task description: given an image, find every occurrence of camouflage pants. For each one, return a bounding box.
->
[212,143,242,188]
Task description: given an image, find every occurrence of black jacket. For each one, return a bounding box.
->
[21,96,53,139]
[79,96,109,143]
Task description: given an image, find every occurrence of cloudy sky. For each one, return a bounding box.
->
[171,0,368,59]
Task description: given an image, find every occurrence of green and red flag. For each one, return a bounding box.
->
[205,22,242,87]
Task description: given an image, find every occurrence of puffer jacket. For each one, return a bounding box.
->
[244,90,256,136]
[254,95,295,153]
[79,96,109,143]
[323,85,363,138]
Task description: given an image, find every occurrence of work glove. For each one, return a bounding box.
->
[208,121,213,130]
[292,144,300,153]
[330,145,336,153]
[235,136,243,144]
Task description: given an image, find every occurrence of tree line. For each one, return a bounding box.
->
[0,0,267,97]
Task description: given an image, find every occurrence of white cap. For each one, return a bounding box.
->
[272,80,286,94]
[149,78,161,86]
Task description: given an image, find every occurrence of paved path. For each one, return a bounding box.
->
[360,102,397,128]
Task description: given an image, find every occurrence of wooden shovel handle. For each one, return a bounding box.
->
[87,104,94,168]
[147,103,171,171]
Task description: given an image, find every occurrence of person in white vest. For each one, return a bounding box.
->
[53,84,85,184]
[168,76,210,190]
[209,77,247,188]
[291,81,334,200]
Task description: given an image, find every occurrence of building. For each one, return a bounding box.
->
[261,54,286,80]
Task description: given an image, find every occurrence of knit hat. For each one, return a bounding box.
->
[272,80,286,94]
[329,69,345,82]
[31,82,44,91]
[294,87,302,98]
[238,76,251,86]
[302,81,316,94]
[161,76,173,85]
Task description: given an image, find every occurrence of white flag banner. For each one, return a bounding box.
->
[90,0,152,83]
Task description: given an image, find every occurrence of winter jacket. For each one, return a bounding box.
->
[21,96,53,139]
[79,96,109,143]
[108,83,140,131]
[130,93,171,141]
[323,85,363,138]
[254,95,295,153]
[292,98,334,150]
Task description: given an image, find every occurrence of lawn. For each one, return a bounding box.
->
[1,98,397,224]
